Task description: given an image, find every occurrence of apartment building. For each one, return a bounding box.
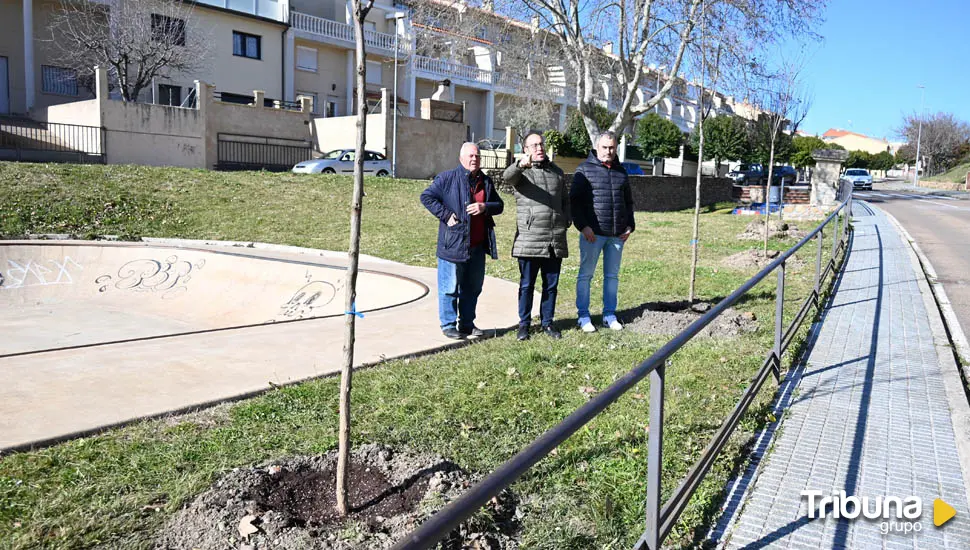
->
[0,0,293,115]
[1,0,756,149]
[822,128,895,155]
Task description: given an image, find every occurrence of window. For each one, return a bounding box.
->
[296,46,317,72]
[325,100,337,117]
[366,151,386,161]
[233,31,261,59]
[151,14,186,46]
[158,84,182,106]
[297,90,319,114]
[364,21,377,32]
[366,61,382,85]
[41,66,78,96]
[476,26,488,40]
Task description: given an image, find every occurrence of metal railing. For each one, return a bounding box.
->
[216,133,312,172]
[413,55,493,86]
[213,91,303,112]
[0,117,105,164]
[391,183,854,550]
[290,11,410,54]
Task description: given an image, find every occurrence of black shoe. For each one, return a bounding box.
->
[517,325,530,341]
[459,325,486,338]
[542,326,562,339]
[442,327,466,340]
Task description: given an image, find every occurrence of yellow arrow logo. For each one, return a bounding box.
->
[935,499,956,527]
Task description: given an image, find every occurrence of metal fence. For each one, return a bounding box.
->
[213,91,303,112]
[216,133,313,172]
[391,183,854,550]
[479,150,512,171]
[0,117,105,164]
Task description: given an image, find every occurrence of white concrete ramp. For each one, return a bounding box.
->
[0,241,519,451]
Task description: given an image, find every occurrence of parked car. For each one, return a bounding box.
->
[621,162,645,175]
[728,163,765,185]
[769,165,798,186]
[840,168,873,190]
[292,149,391,176]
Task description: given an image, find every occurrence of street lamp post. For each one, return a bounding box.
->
[913,85,925,188]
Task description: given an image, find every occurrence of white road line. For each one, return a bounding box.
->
[912,197,963,209]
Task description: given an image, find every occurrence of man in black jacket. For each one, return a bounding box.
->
[420,142,504,339]
[569,131,635,332]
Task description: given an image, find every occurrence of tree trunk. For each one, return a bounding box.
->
[688,110,704,304]
[762,141,776,257]
[336,0,369,517]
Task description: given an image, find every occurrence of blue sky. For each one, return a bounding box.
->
[795,0,970,141]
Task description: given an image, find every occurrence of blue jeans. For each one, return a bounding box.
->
[437,246,486,330]
[517,257,562,327]
[576,234,624,320]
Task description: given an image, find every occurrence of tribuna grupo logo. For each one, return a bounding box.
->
[802,490,957,535]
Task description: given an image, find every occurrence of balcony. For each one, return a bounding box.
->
[291,11,409,56]
[413,55,493,87]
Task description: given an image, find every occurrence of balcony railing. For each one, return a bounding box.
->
[414,56,493,86]
[291,11,409,54]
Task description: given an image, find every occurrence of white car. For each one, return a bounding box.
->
[840,168,873,190]
[292,149,391,176]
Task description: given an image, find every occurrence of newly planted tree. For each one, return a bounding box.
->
[336,0,376,517]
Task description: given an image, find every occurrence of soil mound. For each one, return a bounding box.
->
[737,219,807,241]
[626,302,759,338]
[155,444,519,550]
[721,249,805,271]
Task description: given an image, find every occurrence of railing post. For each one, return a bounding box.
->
[644,363,665,550]
[773,261,786,381]
[814,230,823,305]
[831,210,839,260]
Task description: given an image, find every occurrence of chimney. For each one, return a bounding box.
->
[482,0,494,11]
[603,41,613,54]
[530,15,539,32]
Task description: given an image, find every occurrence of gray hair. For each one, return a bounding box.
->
[595,131,618,146]
[459,141,479,156]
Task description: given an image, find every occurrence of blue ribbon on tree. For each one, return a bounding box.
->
[345,302,365,319]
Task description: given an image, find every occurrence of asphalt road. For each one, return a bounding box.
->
[853,182,970,344]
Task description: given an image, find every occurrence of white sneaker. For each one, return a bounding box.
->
[603,316,623,331]
[578,317,597,333]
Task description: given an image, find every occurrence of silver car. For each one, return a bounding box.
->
[292,149,391,176]
[840,168,873,190]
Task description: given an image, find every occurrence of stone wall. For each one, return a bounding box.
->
[489,171,734,212]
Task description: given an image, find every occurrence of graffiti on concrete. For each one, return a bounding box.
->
[95,256,205,299]
[0,257,83,290]
[279,280,338,319]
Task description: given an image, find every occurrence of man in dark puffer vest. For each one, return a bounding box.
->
[503,131,570,341]
[569,131,635,332]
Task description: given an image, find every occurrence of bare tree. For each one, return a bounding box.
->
[47,0,210,102]
[407,0,565,142]
[752,61,810,255]
[898,112,970,176]
[336,0,376,518]
[495,0,825,143]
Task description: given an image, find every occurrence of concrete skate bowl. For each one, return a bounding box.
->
[0,241,429,357]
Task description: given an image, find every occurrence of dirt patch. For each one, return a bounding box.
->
[626,302,759,339]
[737,219,807,241]
[155,444,519,550]
[721,249,805,271]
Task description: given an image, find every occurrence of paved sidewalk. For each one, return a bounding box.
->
[719,202,970,549]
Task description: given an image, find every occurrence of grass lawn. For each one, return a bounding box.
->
[923,161,970,184]
[0,162,843,549]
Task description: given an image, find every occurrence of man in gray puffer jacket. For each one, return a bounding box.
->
[503,132,570,341]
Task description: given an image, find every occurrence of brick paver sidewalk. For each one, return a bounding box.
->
[718,202,970,549]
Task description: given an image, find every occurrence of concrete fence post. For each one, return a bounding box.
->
[252,90,265,108]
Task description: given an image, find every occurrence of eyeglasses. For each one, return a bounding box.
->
[526,142,545,150]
